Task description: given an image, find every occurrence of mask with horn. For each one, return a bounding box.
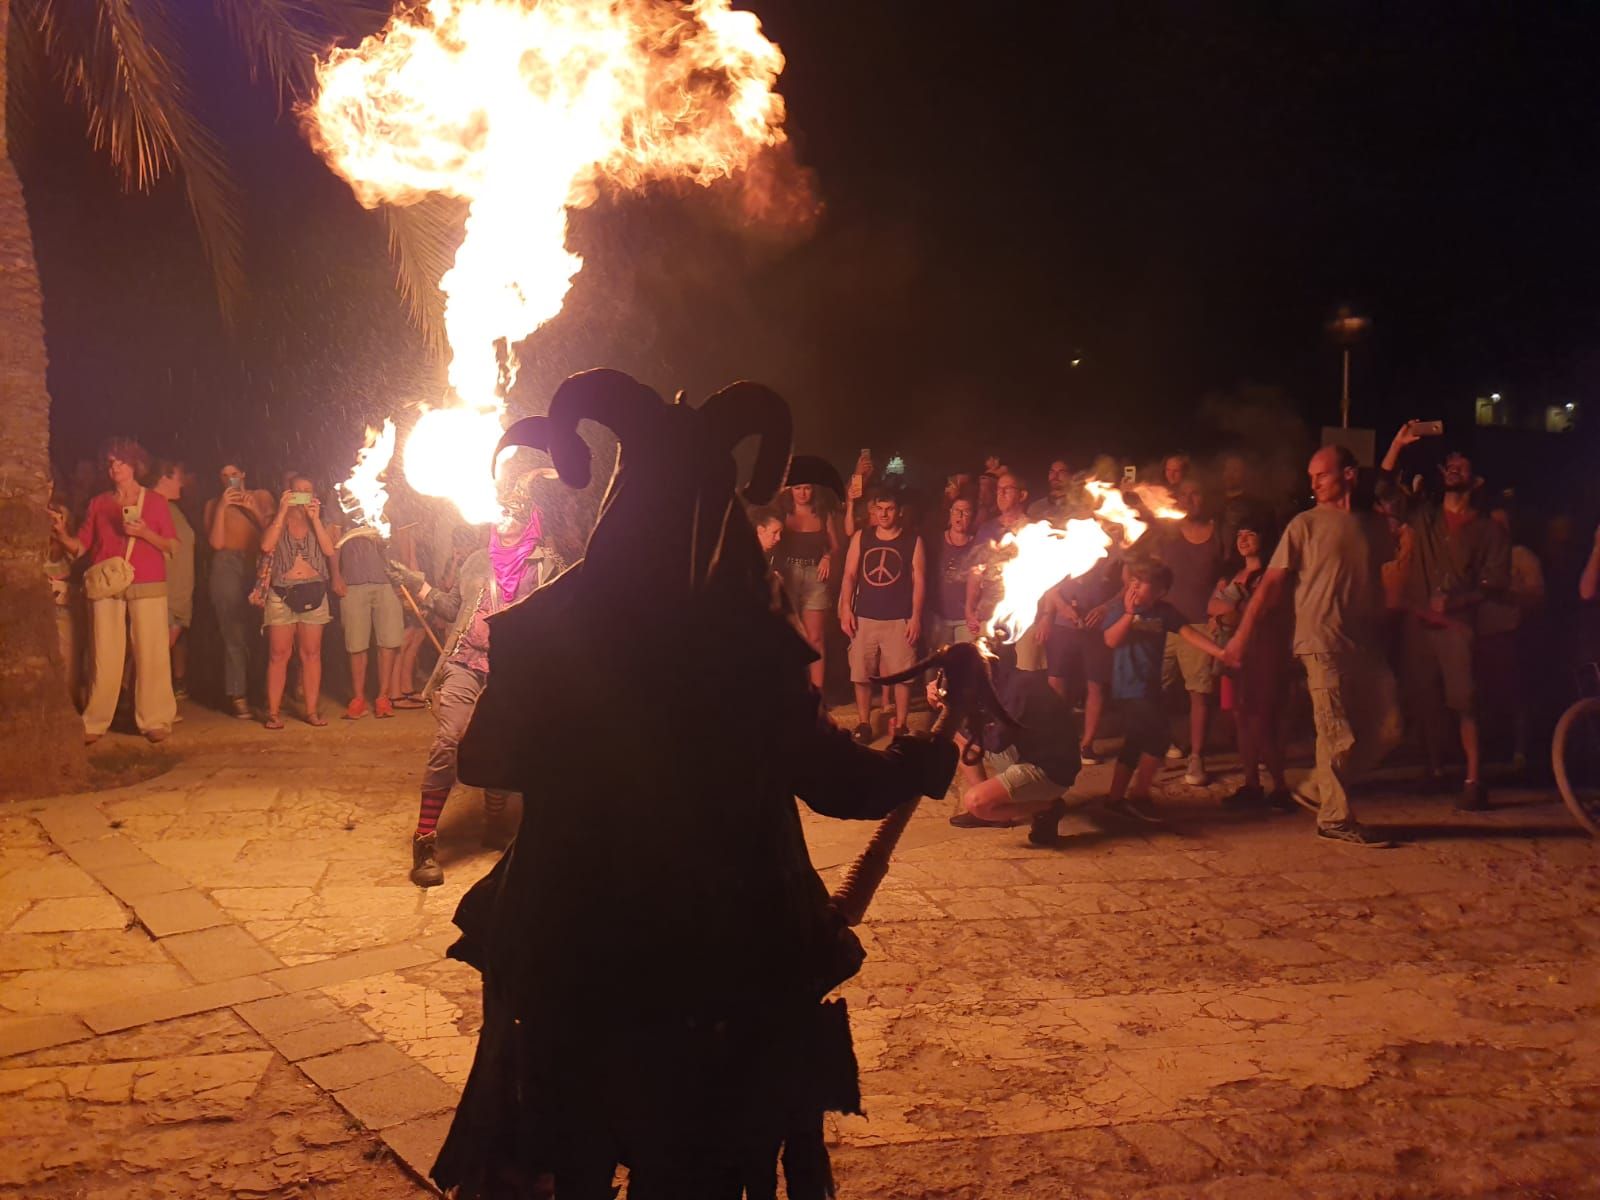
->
[494,368,793,607]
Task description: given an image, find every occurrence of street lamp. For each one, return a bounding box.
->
[1327,307,1370,429]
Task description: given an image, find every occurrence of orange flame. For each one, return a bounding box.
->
[308,0,789,524]
[982,482,1186,645]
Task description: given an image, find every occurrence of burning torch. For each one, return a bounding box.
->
[830,640,1019,927]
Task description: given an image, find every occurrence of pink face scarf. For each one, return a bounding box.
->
[489,510,542,601]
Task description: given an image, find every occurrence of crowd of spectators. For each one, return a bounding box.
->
[43,421,1600,856]
[752,432,1600,849]
[46,440,471,743]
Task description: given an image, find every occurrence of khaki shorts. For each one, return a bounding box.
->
[341,581,405,652]
[1404,619,1476,714]
[848,617,917,683]
[1162,627,1216,694]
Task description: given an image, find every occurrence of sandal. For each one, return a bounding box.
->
[263,713,284,731]
[305,712,328,728]
[391,694,426,710]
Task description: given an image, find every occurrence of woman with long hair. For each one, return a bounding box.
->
[1209,521,1293,810]
[51,438,177,744]
[777,482,842,689]
[259,475,336,728]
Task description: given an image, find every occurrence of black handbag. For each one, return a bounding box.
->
[277,580,327,613]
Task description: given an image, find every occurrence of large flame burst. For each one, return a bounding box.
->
[983,482,1184,645]
[307,0,789,523]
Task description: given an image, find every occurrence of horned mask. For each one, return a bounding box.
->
[493,369,793,606]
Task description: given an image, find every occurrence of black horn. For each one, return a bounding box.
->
[698,381,794,505]
[540,369,665,489]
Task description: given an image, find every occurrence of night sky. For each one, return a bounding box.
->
[22,0,1600,505]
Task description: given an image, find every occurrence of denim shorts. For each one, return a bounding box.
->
[983,746,1066,807]
[264,590,331,627]
[781,559,830,611]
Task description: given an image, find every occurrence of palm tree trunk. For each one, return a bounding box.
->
[0,0,90,795]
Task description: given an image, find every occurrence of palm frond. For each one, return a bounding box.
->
[382,195,466,362]
[38,0,246,324]
[208,0,388,108]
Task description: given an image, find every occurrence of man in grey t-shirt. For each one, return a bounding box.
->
[1225,445,1400,847]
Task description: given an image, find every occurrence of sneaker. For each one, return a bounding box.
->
[1164,743,1186,761]
[1079,744,1103,766]
[1220,784,1266,810]
[375,696,395,720]
[1183,755,1209,786]
[1028,797,1068,846]
[1316,820,1394,848]
[949,810,1015,829]
[1455,781,1490,812]
[410,833,444,887]
[343,697,369,721]
[1103,795,1165,824]
[851,723,873,745]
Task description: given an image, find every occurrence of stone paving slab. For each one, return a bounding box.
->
[81,975,280,1035]
[5,702,1600,1197]
[130,888,231,937]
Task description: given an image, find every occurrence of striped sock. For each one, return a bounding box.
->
[483,791,508,816]
[416,788,449,837]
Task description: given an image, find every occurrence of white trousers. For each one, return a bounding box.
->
[84,594,176,736]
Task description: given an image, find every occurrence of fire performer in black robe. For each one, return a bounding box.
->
[432,370,958,1200]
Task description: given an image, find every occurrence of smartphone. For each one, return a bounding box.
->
[1407,419,1444,437]
[1122,465,1137,485]
[289,491,313,506]
[121,505,140,525]
[885,455,906,476]
[225,474,244,492]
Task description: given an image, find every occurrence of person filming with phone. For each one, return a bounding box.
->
[205,461,274,718]
[52,438,177,745]
[1380,420,1510,811]
[259,476,336,729]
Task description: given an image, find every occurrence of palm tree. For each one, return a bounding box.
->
[0,0,455,794]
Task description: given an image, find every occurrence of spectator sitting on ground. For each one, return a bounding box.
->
[1157,476,1226,785]
[1224,444,1400,847]
[1381,424,1510,810]
[152,460,195,701]
[1100,561,1226,824]
[204,461,274,718]
[838,488,926,743]
[51,438,178,745]
[777,482,842,691]
[331,514,406,722]
[260,476,336,729]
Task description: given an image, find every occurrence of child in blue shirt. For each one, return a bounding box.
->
[1102,560,1225,821]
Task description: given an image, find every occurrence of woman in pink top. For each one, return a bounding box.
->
[52,439,178,743]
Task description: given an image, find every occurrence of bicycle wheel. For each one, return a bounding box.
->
[1552,696,1600,837]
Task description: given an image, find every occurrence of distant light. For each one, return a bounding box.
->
[1566,403,1576,411]
[1070,358,1082,368]
[1490,393,1501,402]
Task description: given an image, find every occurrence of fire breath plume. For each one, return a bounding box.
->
[305,0,790,524]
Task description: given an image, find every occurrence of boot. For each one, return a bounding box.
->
[410,832,443,888]
[481,793,517,850]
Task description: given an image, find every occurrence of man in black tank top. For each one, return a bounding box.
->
[837,489,926,743]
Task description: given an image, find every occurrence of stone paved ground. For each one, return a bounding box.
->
[3,700,1600,1198]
